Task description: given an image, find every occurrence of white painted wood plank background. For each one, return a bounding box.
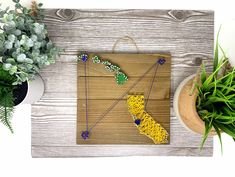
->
[31,9,214,157]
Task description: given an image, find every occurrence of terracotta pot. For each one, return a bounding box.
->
[14,75,45,106]
[173,74,216,135]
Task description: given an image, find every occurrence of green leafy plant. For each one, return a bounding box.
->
[0,64,16,133]
[0,0,61,133]
[196,28,235,152]
[0,0,61,85]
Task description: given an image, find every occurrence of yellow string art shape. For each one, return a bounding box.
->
[127,95,169,144]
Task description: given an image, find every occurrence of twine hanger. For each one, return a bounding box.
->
[112,36,140,53]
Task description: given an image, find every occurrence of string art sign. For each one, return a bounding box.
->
[77,53,171,144]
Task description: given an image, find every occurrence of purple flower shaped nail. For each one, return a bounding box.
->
[77,53,88,62]
[81,54,88,62]
[81,130,89,140]
[134,119,141,125]
[158,58,166,65]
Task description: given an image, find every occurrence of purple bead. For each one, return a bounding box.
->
[82,54,88,62]
[157,58,166,65]
[134,119,141,125]
[81,130,89,140]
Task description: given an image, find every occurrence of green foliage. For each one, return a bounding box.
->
[0,0,62,133]
[0,0,61,85]
[196,30,235,153]
[0,64,17,133]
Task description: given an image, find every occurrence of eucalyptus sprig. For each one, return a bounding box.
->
[0,0,61,85]
[196,28,235,152]
[0,0,61,133]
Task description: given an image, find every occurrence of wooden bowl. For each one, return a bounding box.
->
[173,74,216,135]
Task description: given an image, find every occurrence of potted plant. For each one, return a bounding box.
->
[0,0,61,132]
[174,29,235,151]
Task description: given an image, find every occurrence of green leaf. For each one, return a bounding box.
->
[200,62,207,83]
[17,53,26,62]
[219,44,227,60]
[215,90,234,110]
[9,65,17,75]
[197,96,201,108]
[213,124,223,154]
[201,60,227,89]
[25,58,33,64]
[0,81,15,133]
[23,7,28,14]
[7,34,16,42]
[4,41,13,49]
[38,3,43,7]
[15,3,21,9]
[200,120,213,150]
[214,122,235,138]
[212,76,217,96]
[216,84,235,93]
[203,96,231,107]
[216,115,235,120]
[213,26,221,72]
[216,119,235,125]
[0,63,17,84]
[222,107,235,116]
[3,63,12,70]
[13,0,20,3]
[14,29,21,36]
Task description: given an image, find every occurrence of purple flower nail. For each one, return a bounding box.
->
[134,119,141,125]
[81,54,88,62]
[81,130,89,140]
[158,58,166,65]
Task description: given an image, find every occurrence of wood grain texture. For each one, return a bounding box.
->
[77,53,171,144]
[32,9,214,157]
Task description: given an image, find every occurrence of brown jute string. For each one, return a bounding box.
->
[112,36,140,53]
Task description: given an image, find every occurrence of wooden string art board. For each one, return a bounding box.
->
[77,53,171,144]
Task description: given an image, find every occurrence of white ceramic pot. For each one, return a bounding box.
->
[14,75,45,105]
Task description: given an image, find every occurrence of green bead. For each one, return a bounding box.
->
[110,65,120,72]
[102,60,111,66]
[92,55,101,63]
[105,66,114,72]
[115,72,128,85]
[77,55,82,61]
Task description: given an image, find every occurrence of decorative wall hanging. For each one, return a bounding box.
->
[77,53,171,144]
